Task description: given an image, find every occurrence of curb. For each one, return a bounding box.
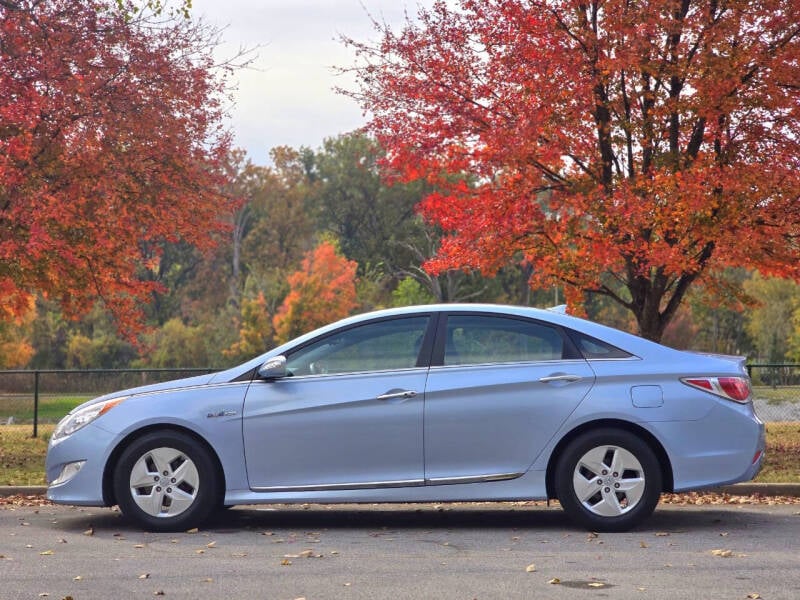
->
[712,483,800,497]
[0,486,47,497]
[2,483,800,498]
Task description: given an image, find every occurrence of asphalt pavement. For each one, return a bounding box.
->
[1,502,799,600]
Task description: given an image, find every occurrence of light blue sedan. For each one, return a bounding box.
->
[46,304,765,532]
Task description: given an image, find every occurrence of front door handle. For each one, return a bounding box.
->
[539,374,583,384]
[377,390,418,401]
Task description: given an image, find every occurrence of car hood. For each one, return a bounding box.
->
[64,371,232,415]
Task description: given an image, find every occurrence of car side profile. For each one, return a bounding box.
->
[46,304,765,532]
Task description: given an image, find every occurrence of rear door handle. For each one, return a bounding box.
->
[539,374,583,384]
[377,390,418,401]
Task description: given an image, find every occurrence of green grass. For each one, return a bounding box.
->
[2,422,799,488]
[0,395,91,424]
[751,386,800,405]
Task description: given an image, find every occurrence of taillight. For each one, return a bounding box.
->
[681,376,751,403]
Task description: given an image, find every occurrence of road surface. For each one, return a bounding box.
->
[2,502,799,599]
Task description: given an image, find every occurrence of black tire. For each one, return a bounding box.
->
[113,430,220,532]
[554,428,662,532]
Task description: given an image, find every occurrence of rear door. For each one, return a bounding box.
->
[423,312,595,483]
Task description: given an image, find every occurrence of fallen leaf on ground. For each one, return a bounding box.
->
[39,550,53,556]
[83,528,94,536]
[710,549,733,557]
[525,563,536,572]
[548,578,561,584]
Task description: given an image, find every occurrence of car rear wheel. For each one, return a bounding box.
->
[555,428,662,532]
[113,430,220,532]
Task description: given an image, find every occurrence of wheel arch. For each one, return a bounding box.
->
[102,425,226,508]
[544,419,674,499]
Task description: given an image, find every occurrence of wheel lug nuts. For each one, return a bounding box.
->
[156,486,162,492]
[167,487,172,493]
[602,470,608,475]
[171,478,176,483]
[614,483,620,488]
[613,472,619,478]
[154,476,159,482]
[163,471,169,476]
[604,487,611,493]
[597,479,603,485]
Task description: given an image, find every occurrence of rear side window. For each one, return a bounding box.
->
[569,331,633,359]
[443,315,567,365]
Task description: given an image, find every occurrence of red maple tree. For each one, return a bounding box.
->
[348,0,800,341]
[0,0,233,338]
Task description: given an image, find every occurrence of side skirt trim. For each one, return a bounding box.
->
[251,472,523,493]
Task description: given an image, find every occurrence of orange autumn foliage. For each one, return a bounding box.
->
[273,242,359,344]
[349,0,800,341]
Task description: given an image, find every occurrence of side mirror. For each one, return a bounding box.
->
[257,355,288,380]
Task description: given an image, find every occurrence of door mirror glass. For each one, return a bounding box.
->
[258,355,288,380]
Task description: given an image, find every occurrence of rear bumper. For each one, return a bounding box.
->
[665,406,765,492]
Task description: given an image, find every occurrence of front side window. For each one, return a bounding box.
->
[444,315,566,366]
[286,316,430,376]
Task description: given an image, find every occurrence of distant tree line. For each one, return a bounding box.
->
[2,132,799,369]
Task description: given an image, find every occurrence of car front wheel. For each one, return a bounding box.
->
[113,430,220,532]
[555,428,662,532]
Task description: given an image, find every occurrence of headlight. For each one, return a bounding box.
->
[51,397,127,444]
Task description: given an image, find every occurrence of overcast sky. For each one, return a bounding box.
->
[190,0,431,165]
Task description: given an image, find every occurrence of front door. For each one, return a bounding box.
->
[243,315,432,490]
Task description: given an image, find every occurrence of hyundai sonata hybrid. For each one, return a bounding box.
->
[46,304,765,532]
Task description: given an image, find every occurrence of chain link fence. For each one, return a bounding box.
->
[748,364,800,422]
[1,364,798,437]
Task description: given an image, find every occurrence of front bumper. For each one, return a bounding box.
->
[45,423,116,506]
